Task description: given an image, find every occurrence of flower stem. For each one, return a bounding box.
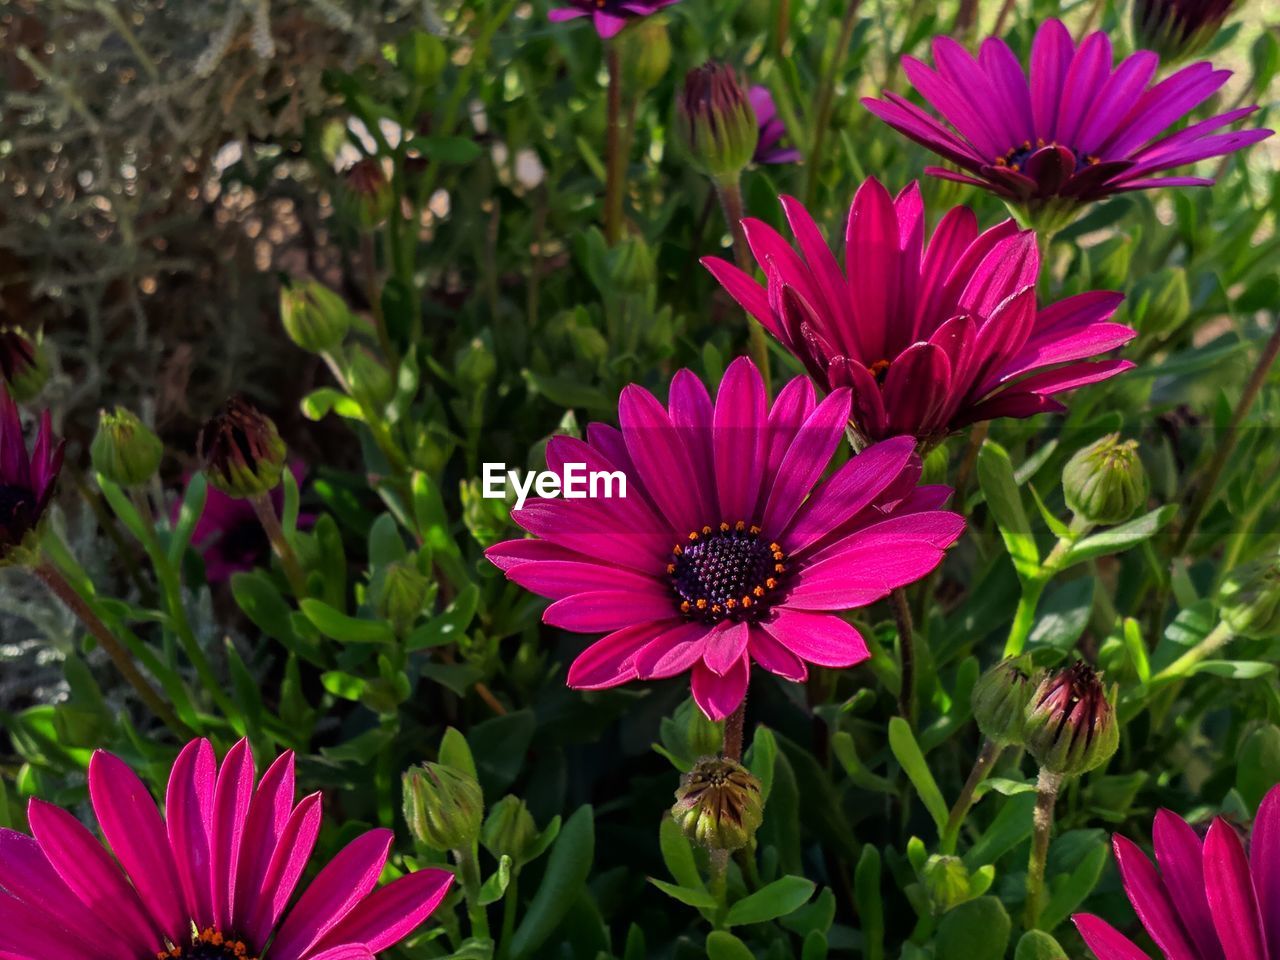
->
[33,559,189,736]
[715,177,772,390]
[1024,768,1063,930]
[1003,521,1090,657]
[1151,620,1234,683]
[454,843,491,941]
[804,0,862,206]
[722,699,747,762]
[250,492,308,597]
[604,42,625,245]
[940,740,1002,855]
[891,587,917,727]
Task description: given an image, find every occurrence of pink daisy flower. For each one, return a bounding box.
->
[0,738,452,960]
[702,178,1136,445]
[485,357,964,720]
[1074,782,1280,959]
[750,86,801,165]
[547,0,680,39]
[862,19,1272,226]
[0,386,64,560]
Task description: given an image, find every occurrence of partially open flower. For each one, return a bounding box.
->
[197,396,287,499]
[343,158,396,229]
[403,762,484,853]
[1025,662,1119,778]
[0,326,49,402]
[1218,555,1280,640]
[972,656,1041,747]
[671,757,763,851]
[676,62,759,183]
[1133,0,1239,64]
[1063,434,1148,526]
[0,388,64,563]
[92,407,164,489]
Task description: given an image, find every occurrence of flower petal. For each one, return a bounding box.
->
[1203,818,1267,960]
[166,738,216,930]
[713,357,767,523]
[762,609,870,668]
[243,793,323,947]
[211,738,255,932]
[313,869,453,955]
[1112,835,1199,960]
[1254,785,1280,958]
[690,655,750,721]
[566,621,677,689]
[1073,914,1154,960]
[232,751,296,933]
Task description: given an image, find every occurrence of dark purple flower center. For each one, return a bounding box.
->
[995,139,1099,172]
[867,359,892,385]
[0,482,38,548]
[160,928,258,960]
[667,522,787,623]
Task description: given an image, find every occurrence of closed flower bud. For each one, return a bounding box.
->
[343,158,396,229]
[1132,0,1238,63]
[455,338,496,394]
[280,282,350,353]
[0,327,49,402]
[1218,556,1280,640]
[676,62,759,184]
[345,347,395,409]
[403,762,484,852]
[607,236,655,295]
[617,17,671,93]
[197,396,287,499]
[398,31,447,87]
[1024,663,1119,778]
[923,855,972,913]
[972,656,1041,747]
[377,561,433,636]
[1063,434,1147,526]
[91,407,163,488]
[482,795,539,866]
[671,757,763,851]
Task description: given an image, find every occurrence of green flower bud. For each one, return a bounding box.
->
[92,407,164,488]
[607,236,655,296]
[402,762,484,852]
[345,346,395,409]
[376,561,433,636]
[923,854,972,914]
[1063,434,1148,526]
[197,396,286,499]
[675,62,758,184]
[482,795,539,866]
[455,337,496,394]
[617,17,671,94]
[397,31,447,87]
[1132,0,1239,64]
[972,656,1041,747]
[0,326,49,402]
[1024,663,1119,778]
[671,757,763,852]
[461,476,513,548]
[1218,556,1280,640]
[280,281,351,353]
[343,158,396,229]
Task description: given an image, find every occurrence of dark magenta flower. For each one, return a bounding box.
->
[862,19,1271,227]
[547,0,680,39]
[486,357,963,720]
[0,387,64,561]
[750,86,801,164]
[702,178,1135,445]
[0,738,453,960]
[1074,782,1279,958]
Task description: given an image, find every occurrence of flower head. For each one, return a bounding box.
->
[0,326,49,402]
[863,20,1271,228]
[1218,554,1280,640]
[1133,0,1240,64]
[972,655,1041,746]
[342,159,395,229]
[1024,662,1119,777]
[198,396,287,499]
[402,762,484,853]
[672,757,764,851]
[750,86,801,164]
[1074,782,1280,959]
[486,357,964,720]
[547,0,680,39]
[0,387,64,562]
[0,738,452,960]
[676,62,759,183]
[92,407,164,489]
[702,178,1135,444]
[1063,433,1148,526]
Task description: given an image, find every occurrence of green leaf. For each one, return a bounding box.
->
[231,571,314,658]
[964,793,1037,869]
[368,513,407,568]
[746,724,778,804]
[648,877,718,909]
[169,472,207,566]
[1015,931,1068,960]
[407,584,479,650]
[1238,725,1280,811]
[439,726,478,780]
[854,846,884,960]
[888,718,949,837]
[1062,505,1177,565]
[1123,618,1151,683]
[977,441,1039,580]
[936,896,1011,960]
[705,932,755,960]
[1193,660,1276,679]
[521,369,616,412]
[321,670,366,701]
[477,854,512,906]
[469,710,535,796]
[509,805,594,959]
[659,816,704,891]
[422,135,483,165]
[725,875,816,927]
[301,387,365,422]
[299,599,395,645]
[1040,839,1109,932]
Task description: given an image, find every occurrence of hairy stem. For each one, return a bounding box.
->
[250,492,308,597]
[454,843,491,941]
[1025,768,1063,930]
[941,740,1003,855]
[891,587,917,726]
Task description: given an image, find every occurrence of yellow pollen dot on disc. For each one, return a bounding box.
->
[753,586,765,597]
[766,577,777,588]
[720,521,730,532]
[773,551,784,561]
[666,563,675,574]
[726,598,738,609]
[1011,163,1021,171]
[750,525,761,535]
[681,601,691,613]
[735,520,746,531]
[696,598,708,610]
[712,604,722,613]
[688,531,699,542]
[1088,155,1100,165]
[775,563,785,573]
[701,525,712,535]
[741,596,753,608]
[1037,137,1046,146]
[673,544,683,555]
[995,157,1007,166]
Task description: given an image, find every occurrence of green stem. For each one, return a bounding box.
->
[455,843,491,941]
[604,43,625,245]
[1151,621,1234,683]
[1024,768,1063,930]
[715,177,771,390]
[1003,520,1091,657]
[891,587,917,727]
[940,740,1002,855]
[804,0,862,206]
[497,874,518,960]
[250,493,308,598]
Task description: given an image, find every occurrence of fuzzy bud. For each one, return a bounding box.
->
[280,282,351,353]
[617,17,671,93]
[197,396,287,499]
[1132,0,1238,63]
[675,62,758,183]
[343,158,396,229]
[377,561,433,636]
[482,795,539,866]
[1218,556,1280,640]
[1063,434,1148,526]
[972,656,1041,747]
[671,757,763,851]
[0,327,49,403]
[92,407,163,489]
[923,855,972,914]
[345,347,395,409]
[1024,663,1119,778]
[607,236,655,295]
[403,762,484,852]
[398,31,447,87]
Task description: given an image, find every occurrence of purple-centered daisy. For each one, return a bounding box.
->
[486,357,964,721]
[750,86,801,165]
[0,386,64,561]
[1074,782,1280,959]
[862,19,1272,227]
[0,738,453,960]
[547,0,680,39]
[702,178,1135,445]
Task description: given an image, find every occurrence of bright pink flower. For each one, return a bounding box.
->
[0,739,452,960]
[863,19,1271,217]
[702,178,1135,444]
[750,86,801,165]
[547,0,680,39]
[1074,782,1280,959]
[486,357,963,720]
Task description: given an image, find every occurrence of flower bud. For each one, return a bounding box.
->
[0,327,49,402]
[280,281,351,353]
[197,396,287,499]
[671,757,763,851]
[343,158,396,229]
[345,347,395,409]
[403,762,484,852]
[91,407,164,488]
[607,236,655,296]
[617,17,670,94]
[923,855,972,914]
[675,62,759,184]
[1024,663,1119,778]
[1132,0,1238,63]
[1218,556,1280,640]
[377,561,433,636]
[972,656,1040,747]
[482,795,539,866]
[1133,267,1190,338]
[455,338,496,394]
[1062,434,1147,526]
[397,31,447,87]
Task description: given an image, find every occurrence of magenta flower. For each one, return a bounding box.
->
[750,86,801,164]
[0,738,453,960]
[862,19,1272,225]
[1074,782,1280,959]
[0,386,64,560]
[702,178,1135,445]
[486,357,963,720]
[547,0,680,39]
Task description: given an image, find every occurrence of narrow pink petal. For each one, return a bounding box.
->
[506,559,664,601]
[314,870,453,955]
[933,38,1012,152]
[713,357,766,523]
[511,496,671,575]
[1111,836,1199,960]
[747,626,807,682]
[1152,810,1225,960]
[547,6,588,21]
[592,10,628,38]
[668,368,717,506]
[1053,31,1112,146]
[1078,51,1158,155]
[1203,818,1267,960]
[902,55,1001,158]
[544,434,665,531]
[232,751,296,933]
[269,830,393,960]
[845,177,898,362]
[862,95,987,170]
[958,233,1038,319]
[1007,358,1134,396]
[566,621,675,689]
[881,342,951,437]
[762,609,870,668]
[88,751,187,943]
[243,793,323,947]
[543,589,676,632]
[762,388,851,534]
[485,538,595,572]
[212,738,255,931]
[780,195,856,352]
[702,621,750,676]
[759,376,817,510]
[1104,64,1230,157]
[167,738,216,929]
[1254,785,1280,958]
[690,655,750,721]
[301,947,374,960]
[1030,20,1074,136]
[0,890,97,960]
[784,539,949,610]
[619,384,709,535]
[979,37,1034,144]
[632,621,714,679]
[1073,914,1154,960]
